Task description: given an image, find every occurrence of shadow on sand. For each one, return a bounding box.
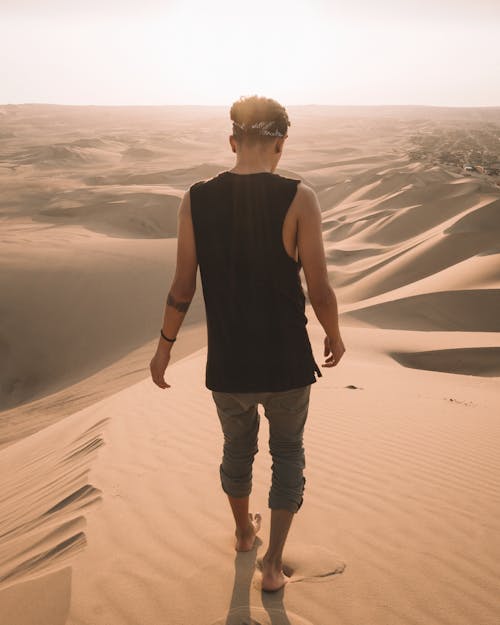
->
[218,537,312,625]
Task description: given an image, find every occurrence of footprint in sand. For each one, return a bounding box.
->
[254,543,346,590]
[210,605,314,625]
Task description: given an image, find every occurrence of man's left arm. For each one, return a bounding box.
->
[150,189,198,388]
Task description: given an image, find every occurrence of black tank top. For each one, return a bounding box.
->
[190,170,322,393]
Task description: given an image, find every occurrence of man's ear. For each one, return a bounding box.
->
[229,135,237,153]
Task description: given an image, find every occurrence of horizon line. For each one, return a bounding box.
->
[1,102,500,109]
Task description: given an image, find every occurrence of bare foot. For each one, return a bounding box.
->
[261,555,289,592]
[235,512,262,551]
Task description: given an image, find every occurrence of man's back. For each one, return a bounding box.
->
[190,170,322,393]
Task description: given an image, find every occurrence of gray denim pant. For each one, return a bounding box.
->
[211,384,311,513]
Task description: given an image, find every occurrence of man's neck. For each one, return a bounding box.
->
[230,162,274,174]
[229,167,273,174]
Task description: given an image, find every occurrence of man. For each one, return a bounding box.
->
[150,95,345,592]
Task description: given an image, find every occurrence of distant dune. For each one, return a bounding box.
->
[36,187,181,238]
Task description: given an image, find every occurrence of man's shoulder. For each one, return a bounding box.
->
[273,174,314,199]
[189,178,209,205]
[189,172,223,193]
[288,180,316,213]
[189,178,208,192]
[294,180,315,198]
[189,174,224,216]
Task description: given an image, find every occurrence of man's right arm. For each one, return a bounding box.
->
[296,184,346,366]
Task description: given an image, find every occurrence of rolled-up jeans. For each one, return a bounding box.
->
[211,384,311,513]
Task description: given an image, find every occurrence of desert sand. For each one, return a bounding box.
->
[0,104,499,625]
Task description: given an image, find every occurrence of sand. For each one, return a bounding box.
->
[0,104,499,625]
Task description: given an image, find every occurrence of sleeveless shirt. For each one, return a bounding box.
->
[190,170,323,393]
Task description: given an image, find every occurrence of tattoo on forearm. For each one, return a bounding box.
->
[167,292,191,313]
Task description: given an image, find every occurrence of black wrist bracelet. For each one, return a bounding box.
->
[160,329,176,343]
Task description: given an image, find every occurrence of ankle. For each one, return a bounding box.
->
[236,522,253,536]
[263,553,282,567]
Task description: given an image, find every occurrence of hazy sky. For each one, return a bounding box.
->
[1,0,499,106]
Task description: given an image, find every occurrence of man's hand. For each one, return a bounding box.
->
[322,332,346,368]
[149,346,172,389]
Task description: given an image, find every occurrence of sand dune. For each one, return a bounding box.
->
[391,345,500,376]
[36,186,181,238]
[445,196,500,234]
[326,182,500,301]
[0,231,206,414]
[343,289,500,332]
[1,104,499,625]
[3,142,124,170]
[0,323,206,451]
[83,163,226,187]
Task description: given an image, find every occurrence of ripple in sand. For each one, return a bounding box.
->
[210,605,314,625]
[0,415,109,590]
